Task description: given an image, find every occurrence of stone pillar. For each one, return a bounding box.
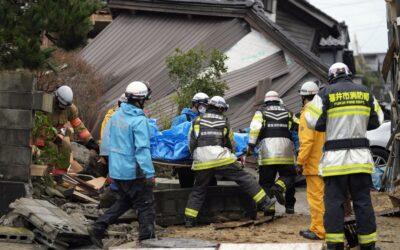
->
[0,71,52,215]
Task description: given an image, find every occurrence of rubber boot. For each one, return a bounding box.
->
[285,206,295,214]
[360,243,379,250]
[87,225,105,248]
[326,243,344,250]
[271,185,286,205]
[259,197,276,217]
[184,216,197,228]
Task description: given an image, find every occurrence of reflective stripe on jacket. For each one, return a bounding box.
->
[297,105,325,175]
[189,110,236,170]
[50,104,93,143]
[304,78,384,177]
[248,103,295,166]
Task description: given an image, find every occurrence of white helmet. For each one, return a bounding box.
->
[125,81,151,100]
[55,85,73,106]
[264,91,280,102]
[299,81,319,96]
[328,62,351,82]
[209,96,229,110]
[192,92,209,105]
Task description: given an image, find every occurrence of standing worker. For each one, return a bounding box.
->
[304,63,383,250]
[297,81,325,240]
[171,92,209,127]
[52,85,99,152]
[184,96,275,227]
[89,81,156,247]
[247,91,298,216]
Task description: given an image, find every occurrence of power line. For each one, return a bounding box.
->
[316,0,382,9]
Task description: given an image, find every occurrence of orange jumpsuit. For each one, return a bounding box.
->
[297,104,326,239]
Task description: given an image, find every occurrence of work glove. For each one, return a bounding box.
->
[86,138,100,154]
[296,165,303,175]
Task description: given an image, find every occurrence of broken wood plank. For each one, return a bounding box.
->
[68,160,83,174]
[86,177,106,190]
[213,220,254,230]
[72,190,99,204]
[30,164,48,177]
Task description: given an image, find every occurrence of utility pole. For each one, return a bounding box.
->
[381,0,400,206]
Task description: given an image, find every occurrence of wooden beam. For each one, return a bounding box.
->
[245,10,328,81]
[382,40,396,82]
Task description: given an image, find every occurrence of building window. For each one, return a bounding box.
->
[263,0,273,13]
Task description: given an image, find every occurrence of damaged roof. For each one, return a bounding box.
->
[82,0,345,135]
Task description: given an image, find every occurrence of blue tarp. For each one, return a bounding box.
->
[371,166,386,190]
[150,119,250,161]
[150,121,192,161]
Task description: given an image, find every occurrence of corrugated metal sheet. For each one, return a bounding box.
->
[228,62,308,130]
[81,13,249,137]
[148,52,288,129]
[275,9,316,50]
[223,51,289,99]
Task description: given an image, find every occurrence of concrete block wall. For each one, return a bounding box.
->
[154,186,257,226]
[0,71,35,215]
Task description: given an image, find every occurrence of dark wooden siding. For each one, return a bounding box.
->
[276,9,316,51]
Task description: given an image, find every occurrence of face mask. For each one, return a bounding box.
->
[198,106,206,114]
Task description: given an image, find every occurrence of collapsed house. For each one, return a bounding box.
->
[80,0,352,137]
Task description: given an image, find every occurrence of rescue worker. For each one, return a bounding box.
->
[184,96,276,227]
[297,81,326,240]
[171,92,209,127]
[100,94,127,139]
[51,85,99,153]
[97,94,127,177]
[304,63,384,250]
[247,91,297,216]
[88,81,156,247]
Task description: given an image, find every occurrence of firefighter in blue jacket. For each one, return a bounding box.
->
[171,92,209,127]
[88,81,156,247]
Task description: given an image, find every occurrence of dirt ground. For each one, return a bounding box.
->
[160,191,400,249]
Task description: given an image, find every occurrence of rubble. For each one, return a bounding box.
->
[154,186,257,226]
[61,202,136,222]
[6,198,91,248]
[0,226,34,244]
[70,142,91,167]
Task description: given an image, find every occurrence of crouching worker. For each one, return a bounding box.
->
[88,81,156,247]
[184,96,276,227]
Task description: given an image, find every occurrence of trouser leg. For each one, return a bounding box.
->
[93,180,132,236]
[219,163,267,205]
[349,174,377,247]
[324,176,347,249]
[185,169,214,219]
[131,182,156,241]
[259,166,277,213]
[306,175,325,239]
[258,166,277,198]
[275,165,296,192]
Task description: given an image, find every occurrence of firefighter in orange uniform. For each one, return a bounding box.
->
[297,81,325,240]
[51,86,99,154]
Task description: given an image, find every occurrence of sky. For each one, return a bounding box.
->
[308,0,388,54]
